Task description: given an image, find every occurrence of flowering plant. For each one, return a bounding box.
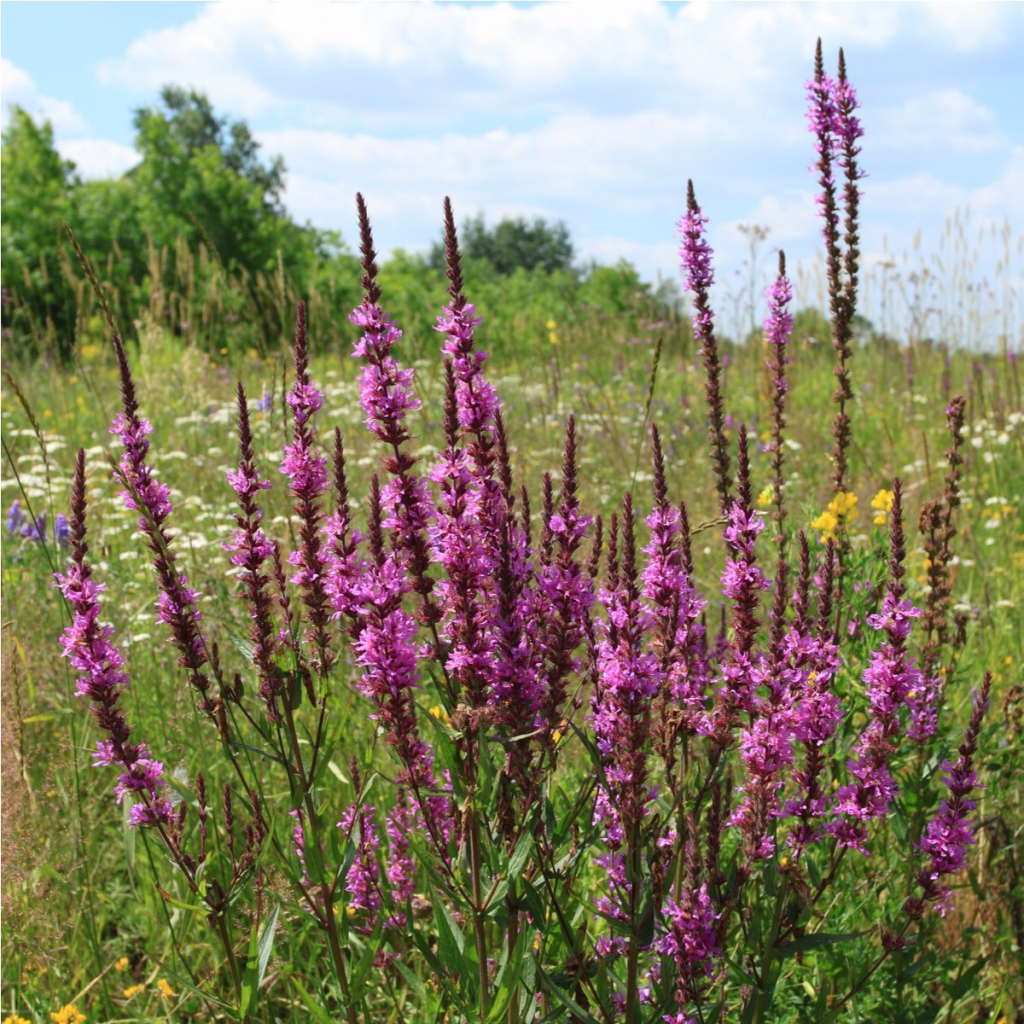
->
[51,42,993,1024]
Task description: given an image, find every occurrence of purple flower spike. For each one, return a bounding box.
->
[281,302,334,677]
[226,382,282,708]
[593,496,663,849]
[110,334,212,711]
[55,449,175,828]
[832,480,920,853]
[54,512,71,548]
[5,499,24,539]
[909,675,990,919]
[678,180,732,511]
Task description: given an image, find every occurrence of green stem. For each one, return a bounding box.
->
[467,731,490,1020]
[624,824,641,1024]
[282,686,360,1024]
[213,912,243,1010]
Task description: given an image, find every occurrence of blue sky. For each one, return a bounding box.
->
[3,2,1022,339]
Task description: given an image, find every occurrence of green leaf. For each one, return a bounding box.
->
[255,903,280,991]
[509,827,535,880]
[155,885,206,914]
[350,919,383,999]
[537,966,602,1024]
[431,884,467,977]
[226,628,257,665]
[487,925,529,1024]
[291,977,338,1024]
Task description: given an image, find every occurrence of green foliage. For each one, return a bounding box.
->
[129,86,314,277]
[0,107,77,337]
[0,90,333,361]
[429,213,575,276]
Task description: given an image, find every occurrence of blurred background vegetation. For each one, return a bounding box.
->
[1,86,688,368]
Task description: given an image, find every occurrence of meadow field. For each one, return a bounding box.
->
[2,48,1023,1024]
[2,239,1022,1022]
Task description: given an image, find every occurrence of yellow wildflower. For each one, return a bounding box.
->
[123,984,145,998]
[548,331,560,346]
[1006,656,1014,667]
[871,488,894,525]
[428,704,451,726]
[6,1016,32,1024]
[812,491,858,542]
[51,1008,86,1024]
[757,486,775,508]
[546,319,557,331]
[157,978,176,998]
[114,956,130,972]
[220,347,229,355]
[810,509,839,543]
[828,491,858,520]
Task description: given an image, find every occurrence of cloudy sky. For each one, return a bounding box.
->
[3,1,1022,333]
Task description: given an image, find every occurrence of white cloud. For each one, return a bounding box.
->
[876,89,1003,153]
[1,58,86,133]
[97,2,975,125]
[59,138,139,179]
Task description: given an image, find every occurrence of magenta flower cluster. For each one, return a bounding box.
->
[56,160,989,1023]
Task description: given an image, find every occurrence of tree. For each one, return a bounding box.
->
[430,213,575,276]
[0,107,86,357]
[130,86,309,276]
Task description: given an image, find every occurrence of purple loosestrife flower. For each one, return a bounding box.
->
[337,801,383,930]
[908,675,990,919]
[593,495,663,849]
[536,416,595,745]
[325,429,368,626]
[781,537,844,854]
[729,559,800,861]
[711,428,770,739]
[350,201,421,454]
[643,428,707,733]
[764,252,794,546]
[434,201,503,535]
[109,335,213,712]
[808,41,863,496]
[679,180,731,511]
[55,449,175,827]
[352,194,443,637]
[832,480,920,853]
[430,364,496,708]
[660,885,721,1013]
[281,303,334,677]
[349,477,453,849]
[384,795,418,926]
[225,383,282,709]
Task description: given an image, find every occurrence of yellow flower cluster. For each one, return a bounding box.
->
[428,705,451,726]
[123,984,145,998]
[810,491,858,542]
[51,1008,86,1024]
[871,488,894,525]
[756,485,775,508]
[157,979,176,998]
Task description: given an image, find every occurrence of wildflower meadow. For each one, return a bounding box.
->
[2,41,1023,1024]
